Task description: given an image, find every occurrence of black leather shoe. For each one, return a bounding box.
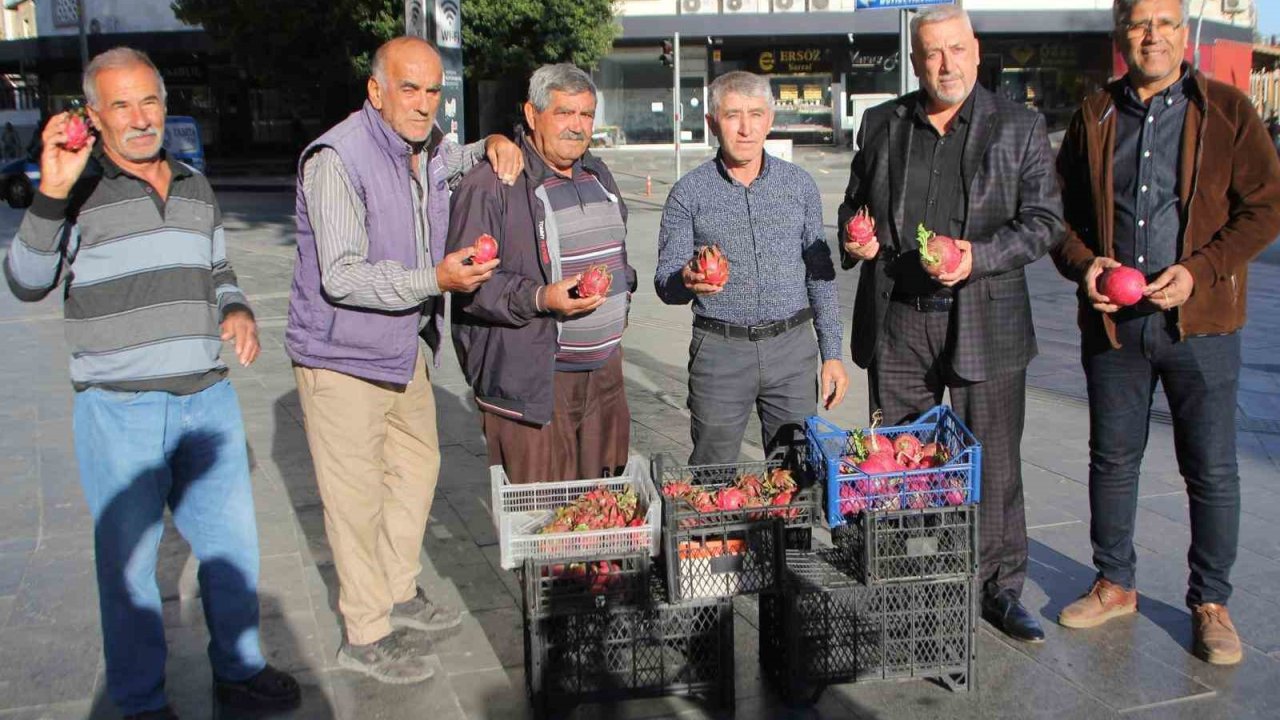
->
[214,664,302,711]
[983,590,1046,643]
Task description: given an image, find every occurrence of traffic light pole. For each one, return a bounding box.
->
[673,32,681,181]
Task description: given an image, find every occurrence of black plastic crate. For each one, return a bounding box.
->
[523,574,735,719]
[833,505,978,584]
[652,454,819,602]
[760,549,975,704]
[522,553,651,619]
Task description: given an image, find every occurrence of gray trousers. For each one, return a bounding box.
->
[687,321,819,465]
[868,301,1029,601]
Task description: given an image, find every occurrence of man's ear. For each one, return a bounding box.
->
[523,101,537,132]
[368,76,383,110]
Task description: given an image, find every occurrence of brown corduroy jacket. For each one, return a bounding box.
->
[1052,69,1280,348]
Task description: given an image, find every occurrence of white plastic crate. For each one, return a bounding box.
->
[492,455,662,570]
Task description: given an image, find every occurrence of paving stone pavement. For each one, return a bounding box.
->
[0,145,1278,719]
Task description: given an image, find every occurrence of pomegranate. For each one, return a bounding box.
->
[943,477,967,506]
[865,433,893,456]
[916,223,963,276]
[694,245,730,286]
[62,109,92,152]
[471,233,499,263]
[576,264,613,298]
[859,454,900,475]
[845,206,877,247]
[1097,266,1146,307]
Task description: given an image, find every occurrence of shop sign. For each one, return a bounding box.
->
[1005,43,1080,68]
[848,49,899,73]
[756,48,829,74]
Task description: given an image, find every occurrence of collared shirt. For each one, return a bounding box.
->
[7,149,249,394]
[655,151,842,362]
[1112,69,1192,280]
[301,137,486,314]
[894,91,974,297]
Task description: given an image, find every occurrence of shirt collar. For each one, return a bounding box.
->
[714,149,772,187]
[912,90,975,131]
[95,146,192,181]
[1119,63,1193,109]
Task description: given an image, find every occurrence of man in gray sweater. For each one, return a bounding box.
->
[655,70,848,464]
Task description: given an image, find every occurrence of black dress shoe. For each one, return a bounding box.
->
[214,664,302,711]
[983,590,1046,643]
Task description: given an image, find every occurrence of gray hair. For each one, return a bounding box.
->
[83,47,166,108]
[527,64,597,111]
[707,71,771,117]
[910,5,974,47]
[371,36,439,87]
[1112,0,1190,26]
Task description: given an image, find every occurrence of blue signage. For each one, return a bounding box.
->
[856,0,955,9]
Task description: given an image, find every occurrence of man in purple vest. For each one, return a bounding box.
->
[286,36,521,684]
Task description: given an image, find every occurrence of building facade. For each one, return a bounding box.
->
[597,0,1259,146]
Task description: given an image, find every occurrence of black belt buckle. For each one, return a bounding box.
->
[747,322,775,341]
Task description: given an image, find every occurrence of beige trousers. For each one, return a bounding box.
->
[293,352,440,645]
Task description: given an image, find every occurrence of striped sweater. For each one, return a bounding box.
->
[536,169,628,370]
[3,152,249,394]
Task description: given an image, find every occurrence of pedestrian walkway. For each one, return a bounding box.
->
[1,148,1278,718]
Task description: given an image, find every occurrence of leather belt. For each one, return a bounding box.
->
[890,292,954,312]
[693,308,814,341]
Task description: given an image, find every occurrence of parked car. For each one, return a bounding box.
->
[2,115,206,209]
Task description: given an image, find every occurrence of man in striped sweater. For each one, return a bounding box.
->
[449,64,637,483]
[3,48,298,719]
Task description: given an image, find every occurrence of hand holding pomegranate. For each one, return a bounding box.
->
[37,109,97,200]
[1143,263,1194,310]
[1082,256,1123,313]
[542,275,607,317]
[436,246,499,293]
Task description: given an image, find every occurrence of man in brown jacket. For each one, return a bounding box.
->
[1051,0,1280,666]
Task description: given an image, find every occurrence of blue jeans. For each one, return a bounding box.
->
[1083,312,1241,607]
[73,380,265,714]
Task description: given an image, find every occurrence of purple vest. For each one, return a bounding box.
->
[286,101,450,385]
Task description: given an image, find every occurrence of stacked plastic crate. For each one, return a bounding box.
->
[759,405,982,703]
[494,456,735,718]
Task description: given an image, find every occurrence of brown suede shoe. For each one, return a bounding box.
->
[1058,578,1138,629]
[1192,603,1243,665]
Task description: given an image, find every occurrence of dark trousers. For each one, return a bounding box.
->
[1083,312,1241,607]
[483,350,631,484]
[869,300,1029,600]
[687,321,819,465]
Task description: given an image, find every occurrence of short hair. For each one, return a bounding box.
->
[707,71,771,117]
[527,64,597,112]
[371,36,439,87]
[1112,0,1190,26]
[909,5,974,48]
[83,47,166,108]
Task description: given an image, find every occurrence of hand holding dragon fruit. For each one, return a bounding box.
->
[845,207,877,247]
[61,105,94,152]
[693,245,729,286]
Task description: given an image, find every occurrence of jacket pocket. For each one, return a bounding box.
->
[986,272,1025,300]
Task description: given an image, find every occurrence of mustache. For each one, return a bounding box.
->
[124,128,159,142]
[558,129,587,141]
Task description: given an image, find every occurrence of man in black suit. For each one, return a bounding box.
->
[837,5,1064,643]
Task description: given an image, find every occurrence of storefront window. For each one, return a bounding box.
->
[770,74,834,143]
[980,36,1110,131]
[595,47,707,146]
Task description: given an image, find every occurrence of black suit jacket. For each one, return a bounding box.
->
[837,85,1064,382]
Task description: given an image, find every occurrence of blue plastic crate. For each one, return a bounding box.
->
[806,405,983,529]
